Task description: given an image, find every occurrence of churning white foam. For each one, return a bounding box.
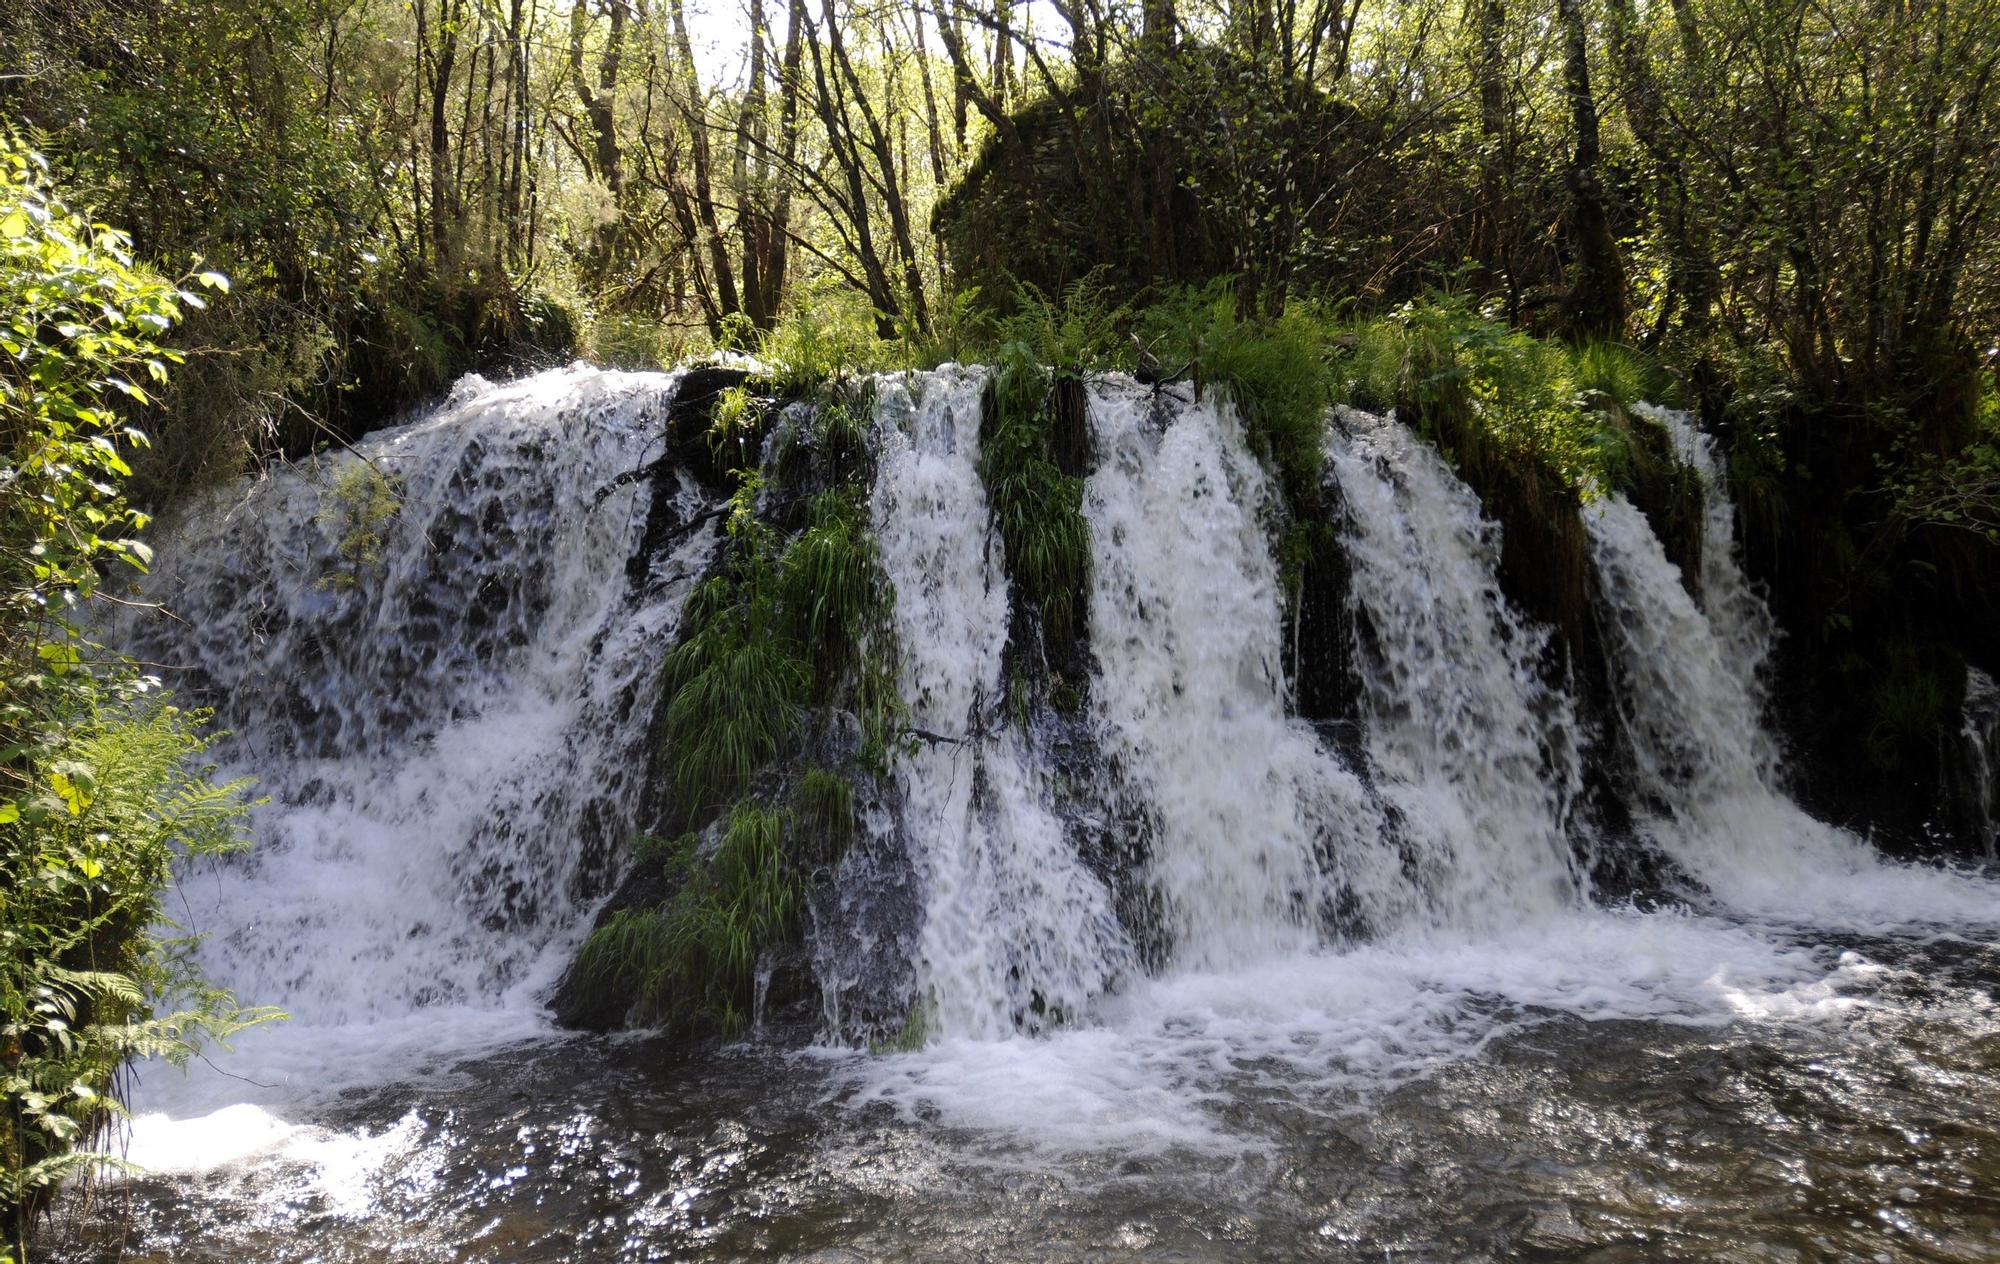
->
[869,368,1130,1037]
[838,909,1874,1162]
[118,365,713,1172]
[1590,409,2000,931]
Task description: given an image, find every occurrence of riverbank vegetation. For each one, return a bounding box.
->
[0,142,271,1256]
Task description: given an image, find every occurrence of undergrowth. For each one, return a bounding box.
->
[980,341,1093,663]
[582,391,893,1036]
[1137,281,1341,509]
[1336,293,1695,507]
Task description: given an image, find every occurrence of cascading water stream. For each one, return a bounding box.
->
[848,380,1866,1156]
[1588,406,2000,926]
[1326,407,1587,929]
[1963,666,2000,862]
[866,369,1130,1038]
[120,366,714,1119]
[98,368,2000,1234]
[1081,381,1391,967]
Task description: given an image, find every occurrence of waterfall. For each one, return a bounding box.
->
[123,366,712,1084]
[1588,407,2000,926]
[1961,666,2000,862]
[1644,403,1781,716]
[867,369,1130,1037]
[1326,408,1587,929]
[125,368,2000,1181]
[1081,381,1393,967]
[848,385,1865,1156]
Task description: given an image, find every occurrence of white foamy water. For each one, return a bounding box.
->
[1083,382,1395,966]
[1328,407,1586,928]
[845,389,1994,1166]
[112,373,2000,1195]
[1590,408,2000,929]
[119,365,715,1164]
[840,908,1875,1161]
[869,368,1131,1038]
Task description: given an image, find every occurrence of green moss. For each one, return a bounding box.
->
[573,802,802,1034]
[777,489,890,689]
[980,345,1094,660]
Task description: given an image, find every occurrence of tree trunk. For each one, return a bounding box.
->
[1556,0,1626,338]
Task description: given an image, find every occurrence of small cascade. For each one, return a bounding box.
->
[1082,382,1394,966]
[123,366,712,1037]
[867,369,1131,1037]
[1587,408,2000,924]
[1643,403,1780,704]
[1961,666,2000,862]
[1327,408,1587,928]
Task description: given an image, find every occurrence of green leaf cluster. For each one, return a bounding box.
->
[0,143,272,1242]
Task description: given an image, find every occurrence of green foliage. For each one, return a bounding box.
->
[990,273,1133,375]
[661,564,811,817]
[1571,341,1662,417]
[0,142,274,1236]
[1138,283,1339,507]
[793,767,856,859]
[777,490,890,689]
[617,380,902,1034]
[705,384,769,476]
[1883,372,2000,545]
[1341,295,1625,501]
[314,458,403,589]
[757,282,893,395]
[979,343,1093,656]
[574,802,802,1034]
[1866,643,1952,772]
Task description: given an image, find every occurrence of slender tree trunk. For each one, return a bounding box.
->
[1556,0,1626,338]
[669,0,742,322]
[429,0,462,277]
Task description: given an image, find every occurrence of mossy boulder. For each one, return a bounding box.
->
[932,45,1374,306]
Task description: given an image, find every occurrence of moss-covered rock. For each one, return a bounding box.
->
[932,45,1372,307]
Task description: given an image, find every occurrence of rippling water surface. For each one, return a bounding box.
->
[48,929,2000,1263]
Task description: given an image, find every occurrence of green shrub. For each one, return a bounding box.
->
[1138,282,1339,507]
[0,141,274,1239]
[1571,339,1662,416]
[993,272,1133,374]
[574,802,802,1034]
